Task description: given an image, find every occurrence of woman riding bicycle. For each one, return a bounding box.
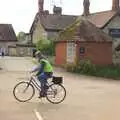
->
[31,51,53,97]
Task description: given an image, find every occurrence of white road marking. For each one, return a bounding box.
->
[34,109,44,120]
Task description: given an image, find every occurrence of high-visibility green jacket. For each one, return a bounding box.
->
[40,59,53,72]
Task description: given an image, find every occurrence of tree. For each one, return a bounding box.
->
[36,38,50,50]
[36,38,55,56]
[17,31,26,41]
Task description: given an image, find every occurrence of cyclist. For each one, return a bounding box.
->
[31,51,53,97]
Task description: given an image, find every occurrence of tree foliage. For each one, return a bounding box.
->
[17,31,26,41]
[36,38,55,56]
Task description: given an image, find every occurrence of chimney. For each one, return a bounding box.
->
[83,0,90,16]
[112,0,119,11]
[38,0,44,13]
[44,10,49,15]
[53,5,62,15]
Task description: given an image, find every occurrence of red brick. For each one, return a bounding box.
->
[76,42,112,65]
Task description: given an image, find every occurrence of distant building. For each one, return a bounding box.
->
[9,33,35,57]
[0,24,17,55]
[30,4,78,43]
[55,18,113,66]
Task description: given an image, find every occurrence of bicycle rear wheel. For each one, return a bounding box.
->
[13,81,35,102]
[46,84,66,104]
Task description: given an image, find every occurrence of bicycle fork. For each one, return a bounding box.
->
[23,78,32,93]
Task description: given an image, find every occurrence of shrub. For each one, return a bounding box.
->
[78,59,96,74]
[66,58,96,74]
[65,63,76,72]
[94,65,120,79]
[66,59,120,79]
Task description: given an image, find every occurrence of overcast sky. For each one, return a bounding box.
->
[0,0,112,34]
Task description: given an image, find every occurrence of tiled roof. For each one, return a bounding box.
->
[0,24,17,41]
[40,10,116,30]
[30,10,116,32]
[40,14,78,30]
[58,18,113,42]
[86,10,116,28]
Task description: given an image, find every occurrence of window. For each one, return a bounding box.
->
[79,47,85,54]
[109,28,120,38]
[67,42,76,63]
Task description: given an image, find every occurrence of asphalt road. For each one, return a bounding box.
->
[0,57,120,120]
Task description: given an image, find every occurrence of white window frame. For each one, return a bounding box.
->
[67,42,76,63]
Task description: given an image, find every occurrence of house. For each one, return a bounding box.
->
[15,43,35,57]
[30,0,120,64]
[55,18,112,65]
[30,0,78,44]
[0,24,17,55]
[30,7,78,43]
[29,0,119,44]
[9,33,35,57]
[9,43,35,57]
[17,33,35,57]
[8,32,35,57]
[81,0,120,64]
[30,0,119,42]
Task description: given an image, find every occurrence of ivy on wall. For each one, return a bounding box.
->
[56,17,82,41]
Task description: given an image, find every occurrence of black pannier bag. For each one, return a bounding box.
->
[52,76,63,84]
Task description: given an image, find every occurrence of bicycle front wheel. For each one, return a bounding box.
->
[13,82,35,102]
[46,84,66,104]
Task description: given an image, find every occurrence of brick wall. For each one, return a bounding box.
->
[76,41,112,65]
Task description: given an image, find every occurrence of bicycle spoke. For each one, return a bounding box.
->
[46,84,66,104]
[13,82,35,102]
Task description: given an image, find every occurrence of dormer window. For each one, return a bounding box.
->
[109,28,120,38]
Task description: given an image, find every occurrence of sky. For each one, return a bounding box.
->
[0,0,112,35]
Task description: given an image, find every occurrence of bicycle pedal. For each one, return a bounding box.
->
[38,94,46,98]
[38,96,42,99]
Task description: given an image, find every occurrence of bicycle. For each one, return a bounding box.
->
[13,73,66,104]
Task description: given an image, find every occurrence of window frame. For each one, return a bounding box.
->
[66,42,76,63]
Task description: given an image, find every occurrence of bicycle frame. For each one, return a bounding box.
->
[28,75,52,91]
[28,74,56,95]
[13,73,66,104]
[29,75,41,91]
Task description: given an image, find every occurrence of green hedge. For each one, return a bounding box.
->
[66,59,120,80]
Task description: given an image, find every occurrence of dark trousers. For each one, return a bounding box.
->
[38,72,53,94]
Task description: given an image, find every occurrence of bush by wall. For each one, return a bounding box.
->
[66,59,120,80]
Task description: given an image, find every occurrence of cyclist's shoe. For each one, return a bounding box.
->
[38,91,46,98]
[45,85,49,89]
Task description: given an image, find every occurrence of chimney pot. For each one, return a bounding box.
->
[53,5,62,15]
[83,0,90,16]
[112,0,119,11]
[43,10,49,15]
[38,0,44,13]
